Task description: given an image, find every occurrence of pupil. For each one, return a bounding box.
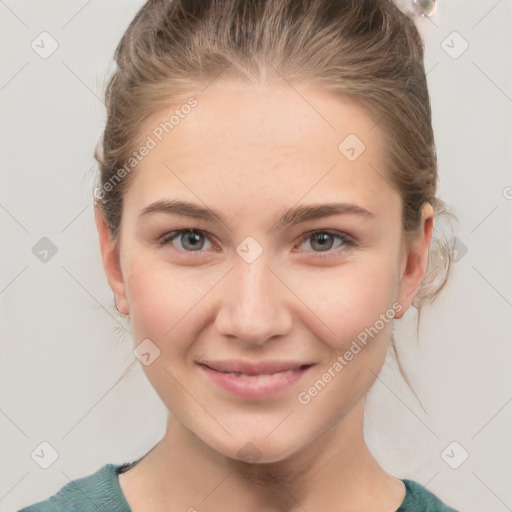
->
[183,231,203,250]
[312,232,333,251]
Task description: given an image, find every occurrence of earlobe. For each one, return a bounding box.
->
[395,203,435,319]
[94,208,129,315]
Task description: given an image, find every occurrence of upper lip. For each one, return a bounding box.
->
[197,360,315,376]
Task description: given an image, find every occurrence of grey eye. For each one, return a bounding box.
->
[179,230,206,251]
[310,232,336,252]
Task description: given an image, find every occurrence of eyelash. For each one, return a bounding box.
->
[157,227,356,258]
[296,230,356,257]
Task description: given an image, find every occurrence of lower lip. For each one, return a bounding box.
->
[198,364,313,399]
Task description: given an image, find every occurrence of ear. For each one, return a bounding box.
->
[94,207,129,315]
[394,202,435,319]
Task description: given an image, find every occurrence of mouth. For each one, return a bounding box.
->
[197,359,315,375]
[196,360,316,398]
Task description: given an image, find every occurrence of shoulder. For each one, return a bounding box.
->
[17,463,132,512]
[398,479,460,511]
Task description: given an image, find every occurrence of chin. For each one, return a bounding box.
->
[201,430,306,465]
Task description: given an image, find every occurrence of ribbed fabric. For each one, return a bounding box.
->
[396,480,459,511]
[19,460,459,511]
[19,464,132,512]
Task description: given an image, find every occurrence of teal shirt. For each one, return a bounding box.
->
[19,459,459,511]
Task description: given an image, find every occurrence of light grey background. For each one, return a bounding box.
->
[1,1,511,511]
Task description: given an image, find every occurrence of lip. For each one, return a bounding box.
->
[196,360,316,399]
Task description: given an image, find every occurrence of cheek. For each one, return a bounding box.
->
[125,258,225,352]
[291,253,400,352]
[125,262,195,342]
[124,263,212,407]
[292,257,399,421]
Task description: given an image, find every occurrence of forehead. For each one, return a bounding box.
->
[126,81,397,219]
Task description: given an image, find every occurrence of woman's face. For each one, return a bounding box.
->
[98,81,429,463]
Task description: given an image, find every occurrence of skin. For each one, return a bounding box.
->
[96,80,434,511]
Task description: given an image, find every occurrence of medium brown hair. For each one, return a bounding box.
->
[94,0,457,408]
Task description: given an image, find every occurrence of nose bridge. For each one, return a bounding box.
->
[237,256,272,312]
[215,252,291,345]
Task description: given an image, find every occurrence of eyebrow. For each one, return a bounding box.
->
[139,199,375,232]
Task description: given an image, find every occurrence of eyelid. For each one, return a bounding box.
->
[295,229,356,255]
[157,227,356,256]
[157,227,217,251]
[298,228,354,243]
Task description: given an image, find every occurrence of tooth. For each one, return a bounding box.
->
[226,369,298,378]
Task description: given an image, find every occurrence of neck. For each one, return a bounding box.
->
[127,397,405,512]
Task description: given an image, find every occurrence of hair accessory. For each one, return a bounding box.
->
[412,0,437,17]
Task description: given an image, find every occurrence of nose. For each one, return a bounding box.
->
[214,254,293,347]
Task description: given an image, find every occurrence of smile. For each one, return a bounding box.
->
[197,361,315,399]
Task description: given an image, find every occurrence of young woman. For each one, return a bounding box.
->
[20,0,459,510]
